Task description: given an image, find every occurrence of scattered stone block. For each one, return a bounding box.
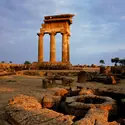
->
[42,95,61,108]
[8,94,42,110]
[77,71,88,83]
[42,78,53,88]
[79,88,94,95]
[62,78,74,86]
[104,76,116,85]
[54,88,68,96]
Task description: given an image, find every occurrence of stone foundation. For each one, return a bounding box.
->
[5,88,120,125]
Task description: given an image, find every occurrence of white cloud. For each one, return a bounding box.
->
[1,0,125,64]
[71,22,120,48]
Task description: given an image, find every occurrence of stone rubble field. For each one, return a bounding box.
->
[0,75,125,125]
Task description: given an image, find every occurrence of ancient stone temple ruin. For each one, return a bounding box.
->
[37,14,75,63]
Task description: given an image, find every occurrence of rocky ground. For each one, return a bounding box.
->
[0,75,125,125]
[0,75,46,125]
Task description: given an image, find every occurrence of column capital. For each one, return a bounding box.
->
[49,31,56,36]
[67,33,71,37]
[61,32,70,36]
[61,32,67,35]
[37,32,44,36]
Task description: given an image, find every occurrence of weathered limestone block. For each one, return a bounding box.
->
[64,95,116,118]
[53,74,62,80]
[46,72,53,76]
[77,71,88,83]
[5,94,75,125]
[62,77,74,86]
[42,96,54,108]
[79,88,94,95]
[67,88,81,97]
[100,66,106,74]
[42,115,74,125]
[42,95,61,108]
[104,76,116,85]
[72,108,108,125]
[73,108,119,125]
[95,74,107,82]
[6,108,39,125]
[108,121,120,125]
[42,78,53,88]
[54,88,68,96]
[8,94,42,110]
[96,120,120,125]
[21,109,62,125]
[42,79,49,88]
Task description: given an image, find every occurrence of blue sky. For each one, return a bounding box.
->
[0,0,125,65]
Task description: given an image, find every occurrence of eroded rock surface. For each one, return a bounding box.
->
[42,95,61,108]
[8,94,42,110]
[5,94,74,125]
[79,88,94,95]
[73,108,119,125]
[5,92,121,125]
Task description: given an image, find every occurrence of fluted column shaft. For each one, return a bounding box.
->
[38,33,44,63]
[62,33,67,62]
[50,32,56,62]
[67,34,70,62]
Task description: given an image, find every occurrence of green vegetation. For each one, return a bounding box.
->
[99,60,105,65]
[24,61,31,65]
[111,57,119,66]
[1,61,5,63]
[118,59,125,66]
[111,57,125,66]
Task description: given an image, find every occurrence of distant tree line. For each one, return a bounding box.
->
[1,58,125,66]
[0,60,31,64]
[0,61,12,63]
[111,57,125,66]
[99,57,125,66]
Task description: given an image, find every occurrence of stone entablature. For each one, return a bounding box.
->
[37,14,74,63]
[44,14,74,24]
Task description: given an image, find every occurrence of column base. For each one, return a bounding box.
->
[37,61,72,70]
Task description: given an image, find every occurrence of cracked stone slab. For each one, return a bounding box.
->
[6,106,64,125]
[21,108,63,125]
[40,115,74,125]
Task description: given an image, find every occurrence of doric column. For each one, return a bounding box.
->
[50,32,56,62]
[37,32,44,63]
[62,33,67,62]
[67,34,70,62]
